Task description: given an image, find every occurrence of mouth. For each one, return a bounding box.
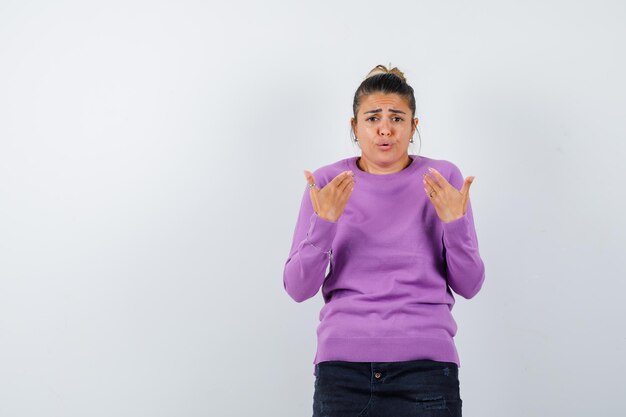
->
[377,143,392,150]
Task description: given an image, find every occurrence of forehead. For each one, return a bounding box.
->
[359,93,411,113]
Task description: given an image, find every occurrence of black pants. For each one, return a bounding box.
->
[313,359,462,417]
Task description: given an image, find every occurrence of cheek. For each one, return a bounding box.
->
[357,127,375,140]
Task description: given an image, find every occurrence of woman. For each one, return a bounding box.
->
[283,65,485,417]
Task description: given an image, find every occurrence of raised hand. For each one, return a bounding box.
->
[303,170,355,222]
[422,167,475,223]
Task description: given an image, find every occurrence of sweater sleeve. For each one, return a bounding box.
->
[283,185,338,303]
[441,165,486,299]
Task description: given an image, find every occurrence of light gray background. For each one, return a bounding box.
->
[1,1,625,416]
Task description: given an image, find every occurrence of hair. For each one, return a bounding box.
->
[352,64,416,120]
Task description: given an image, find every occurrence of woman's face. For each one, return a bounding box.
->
[351,93,418,172]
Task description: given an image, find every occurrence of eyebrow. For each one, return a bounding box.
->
[364,108,407,115]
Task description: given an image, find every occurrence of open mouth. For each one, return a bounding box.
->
[377,143,392,150]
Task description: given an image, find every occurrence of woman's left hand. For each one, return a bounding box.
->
[422,167,475,223]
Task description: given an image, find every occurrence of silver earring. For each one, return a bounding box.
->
[411,125,422,145]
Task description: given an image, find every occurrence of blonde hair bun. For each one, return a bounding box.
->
[365,64,407,82]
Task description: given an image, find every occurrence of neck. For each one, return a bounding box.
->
[357,155,412,174]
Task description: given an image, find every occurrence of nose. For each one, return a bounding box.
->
[379,119,391,137]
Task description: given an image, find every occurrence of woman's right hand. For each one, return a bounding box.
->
[303,170,355,222]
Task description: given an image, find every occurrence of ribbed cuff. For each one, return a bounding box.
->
[306,212,338,253]
[441,213,472,248]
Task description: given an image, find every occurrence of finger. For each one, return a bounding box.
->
[330,171,354,189]
[304,170,321,213]
[422,173,441,193]
[424,187,437,200]
[328,171,347,185]
[426,167,450,190]
[330,170,353,184]
[337,181,355,206]
[338,174,355,193]
[303,170,318,190]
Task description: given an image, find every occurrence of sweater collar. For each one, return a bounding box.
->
[349,155,422,182]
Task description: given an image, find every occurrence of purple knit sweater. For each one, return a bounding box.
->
[283,155,485,375]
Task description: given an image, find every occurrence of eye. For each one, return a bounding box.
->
[393,117,404,122]
[366,116,379,122]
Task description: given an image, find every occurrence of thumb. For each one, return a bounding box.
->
[460,176,474,215]
[460,176,474,196]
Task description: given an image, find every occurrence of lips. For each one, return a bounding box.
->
[377,143,392,150]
